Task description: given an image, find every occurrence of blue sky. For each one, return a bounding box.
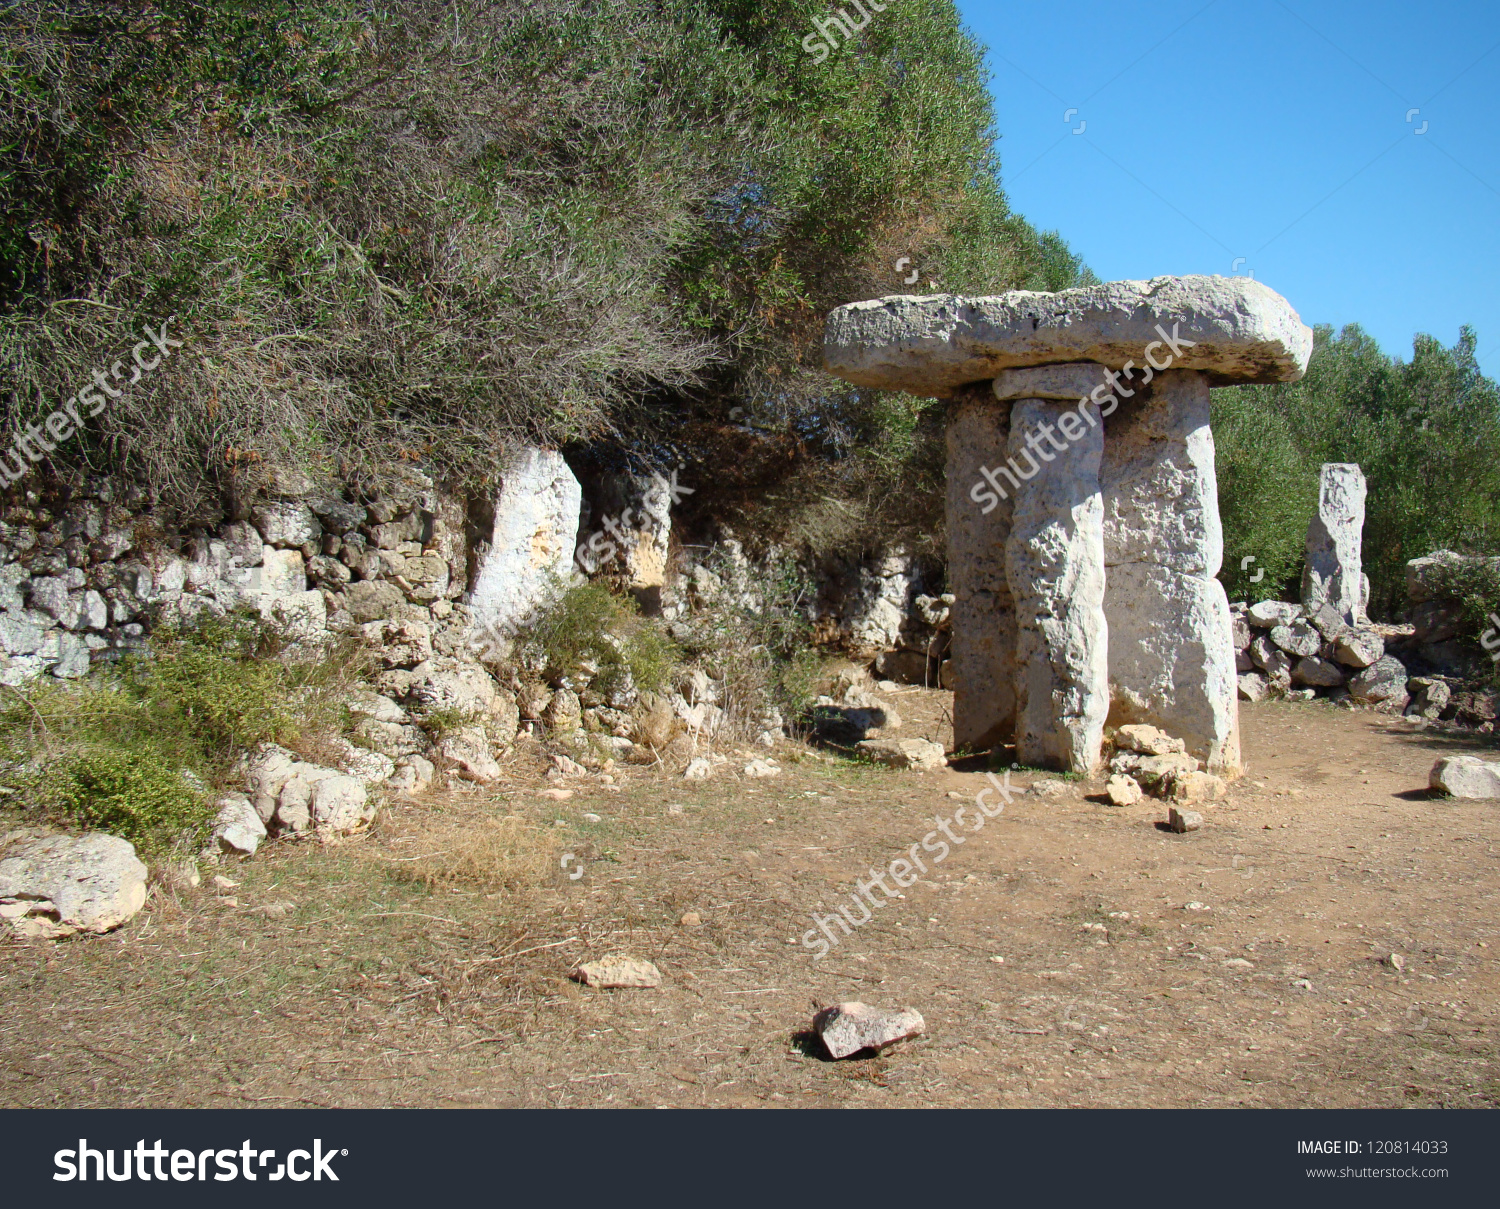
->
[953,0,1500,375]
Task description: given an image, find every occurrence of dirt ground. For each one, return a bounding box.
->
[3,691,1497,1109]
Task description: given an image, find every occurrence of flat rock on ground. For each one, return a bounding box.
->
[0,831,148,937]
[572,954,663,989]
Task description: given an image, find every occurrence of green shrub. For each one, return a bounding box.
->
[526,581,680,696]
[38,746,211,855]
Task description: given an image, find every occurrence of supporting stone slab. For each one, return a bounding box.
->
[1100,370,1240,775]
[945,386,1015,751]
[1004,398,1108,774]
[1302,462,1367,623]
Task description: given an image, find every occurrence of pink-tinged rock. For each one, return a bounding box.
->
[814,1001,926,1059]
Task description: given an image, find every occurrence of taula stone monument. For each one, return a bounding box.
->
[825,275,1314,776]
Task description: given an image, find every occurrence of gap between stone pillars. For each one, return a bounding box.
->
[1100,369,1241,775]
[944,385,1015,751]
[1004,396,1109,774]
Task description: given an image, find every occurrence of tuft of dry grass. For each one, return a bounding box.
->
[390,813,559,894]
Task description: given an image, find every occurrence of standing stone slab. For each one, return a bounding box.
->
[945,386,1015,751]
[1302,463,1366,623]
[1098,369,1236,774]
[468,448,582,648]
[1100,371,1240,775]
[1004,398,1108,774]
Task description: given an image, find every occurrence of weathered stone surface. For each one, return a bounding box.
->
[346,580,404,623]
[1230,615,1252,651]
[213,795,266,855]
[1113,724,1186,757]
[572,953,662,989]
[814,1001,925,1058]
[1168,807,1204,833]
[253,502,321,548]
[244,744,300,823]
[1168,771,1226,804]
[1270,619,1321,658]
[0,831,147,935]
[310,775,373,833]
[1293,656,1347,687]
[945,388,1015,751]
[1237,672,1269,701]
[1246,600,1300,628]
[1332,627,1384,669]
[388,754,436,795]
[1106,773,1142,806]
[856,737,947,770]
[1348,655,1409,705]
[468,447,582,643]
[1409,678,1452,720]
[824,275,1313,397]
[991,362,1114,401]
[1250,636,1292,688]
[437,726,501,784]
[1303,463,1366,622]
[580,469,673,590]
[1005,397,1108,774]
[1429,755,1500,799]
[1100,371,1239,775]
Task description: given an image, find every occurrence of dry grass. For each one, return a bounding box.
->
[387,811,560,894]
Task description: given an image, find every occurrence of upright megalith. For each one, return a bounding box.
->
[1100,371,1239,774]
[945,385,1016,751]
[1303,463,1367,623]
[467,448,582,649]
[821,274,1313,779]
[1003,395,1109,773]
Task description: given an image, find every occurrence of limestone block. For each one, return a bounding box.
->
[824,275,1313,397]
[0,831,147,935]
[1302,463,1366,622]
[945,388,1015,751]
[1005,398,1108,774]
[1100,371,1240,775]
[468,448,582,643]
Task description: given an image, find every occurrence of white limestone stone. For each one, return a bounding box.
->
[468,448,582,645]
[1302,463,1366,623]
[825,275,1314,397]
[1005,398,1108,774]
[1099,371,1240,775]
[0,831,147,935]
[946,388,1015,751]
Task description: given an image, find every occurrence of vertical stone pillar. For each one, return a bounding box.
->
[1003,396,1109,774]
[1302,462,1367,623]
[944,386,1015,751]
[1100,369,1240,775]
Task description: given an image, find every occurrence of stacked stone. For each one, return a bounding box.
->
[823,274,1316,775]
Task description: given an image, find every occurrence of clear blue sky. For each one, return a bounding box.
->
[953,0,1500,376]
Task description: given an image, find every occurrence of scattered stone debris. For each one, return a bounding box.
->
[1167,771,1226,804]
[539,788,574,801]
[1105,774,1142,806]
[1384,953,1406,973]
[1183,900,1210,911]
[0,830,148,938]
[1113,725,1186,757]
[1292,978,1314,991]
[743,758,780,778]
[1028,778,1069,799]
[678,911,701,927]
[212,795,266,856]
[1168,808,1203,833]
[813,1001,926,1059]
[1429,755,1500,799]
[571,953,663,989]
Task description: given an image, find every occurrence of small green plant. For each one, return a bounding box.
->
[39,746,211,854]
[525,580,680,696]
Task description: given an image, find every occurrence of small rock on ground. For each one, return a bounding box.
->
[855,738,947,771]
[1105,774,1142,806]
[1169,808,1204,833]
[814,1001,926,1059]
[1113,724,1186,756]
[572,953,662,989]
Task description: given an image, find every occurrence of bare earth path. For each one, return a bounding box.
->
[3,694,1497,1109]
